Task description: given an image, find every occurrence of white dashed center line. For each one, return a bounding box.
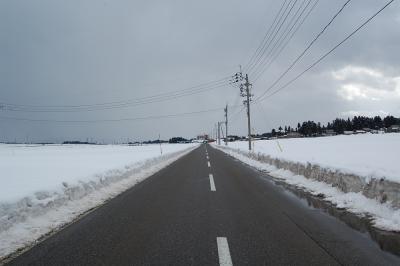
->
[217,237,233,266]
[209,174,216,191]
[206,148,232,265]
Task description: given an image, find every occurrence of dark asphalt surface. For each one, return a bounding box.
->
[7,144,400,265]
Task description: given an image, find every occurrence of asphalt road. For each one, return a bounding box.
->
[7,144,400,265]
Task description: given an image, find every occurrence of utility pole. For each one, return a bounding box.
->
[243,74,252,151]
[215,123,218,142]
[158,133,163,155]
[224,104,228,146]
[232,70,253,151]
[217,122,221,145]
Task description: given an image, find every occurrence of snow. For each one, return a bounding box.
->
[0,143,197,260]
[223,133,400,182]
[215,139,400,232]
[0,144,192,203]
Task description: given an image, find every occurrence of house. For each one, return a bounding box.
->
[354,130,367,134]
[323,129,336,136]
[286,132,303,138]
[388,125,400,133]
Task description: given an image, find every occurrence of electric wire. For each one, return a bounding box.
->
[257,0,395,102]
[250,0,309,77]
[252,0,320,82]
[243,0,289,72]
[255,0,352,102]
[0,76,231,112]
[246,0,296,73]
[0,105,242,123]
[246,0,299,74]
[250,0,310,78]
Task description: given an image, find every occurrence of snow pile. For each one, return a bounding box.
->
[225,133,400,182]
[215,146,400,231]
[0,143,197,259]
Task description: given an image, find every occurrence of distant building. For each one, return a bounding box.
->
[191,139,205,143]
[129,141,142,146]
[227,135,240,142]
[343,131,354,135]
[323,129,336,136]
[286,132,303,138]
[388,125,400,132]
[196,134,209,141]
[355,130,367,134]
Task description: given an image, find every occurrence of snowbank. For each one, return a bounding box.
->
[0,143,197,260]
[226,134,400,182]
[215,145,400,231]
[214,134,400,231]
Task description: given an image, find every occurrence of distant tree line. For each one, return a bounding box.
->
[168,137,189,143]
[268,115,400,137]
[128,137,189,144]
[63,141,93,145]
[139,139,168,145]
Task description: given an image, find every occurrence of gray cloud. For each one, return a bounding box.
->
[0,0,399,142]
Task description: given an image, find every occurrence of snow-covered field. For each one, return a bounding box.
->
[226,133,400,182]
[215,133,400,231]
[0,143,197,259]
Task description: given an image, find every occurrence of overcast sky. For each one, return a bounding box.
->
[0,0,399,143]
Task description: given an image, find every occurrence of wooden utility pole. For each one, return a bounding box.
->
[217,122,221,145]
[231,68,253,151]
[158,133,163,155]
[244,74,252,151]
[224,104,228,146]
[215,123,218,142]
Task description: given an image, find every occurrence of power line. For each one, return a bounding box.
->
[247,0,297,74]
[244,0,294,73]
[243,0,289,72]
[2,76,230,109]
[0,77,231,112]
[0,105,242,123]
[248,0,311,78]
[258,0,395,102]
[250,0,310,77]
[246,0,299,74]
[2,82,229,112]
[255,0,352,102]
[252,0,320,82]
